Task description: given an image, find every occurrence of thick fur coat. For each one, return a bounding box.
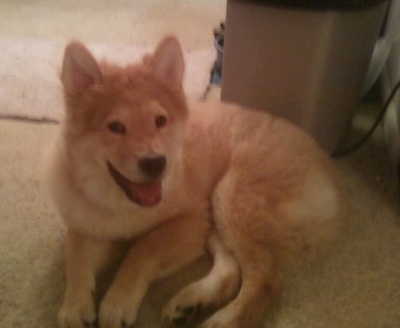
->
[46,36,345,328]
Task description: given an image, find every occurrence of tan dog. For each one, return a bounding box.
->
[46,36,344,328]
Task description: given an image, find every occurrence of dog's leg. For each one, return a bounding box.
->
[199,239,283,328]
[162,232,241,325]
[98,213,210,328]
[58,231,98,328]
[197,174,287,328]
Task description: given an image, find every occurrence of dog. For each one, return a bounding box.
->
[46,35,345,328]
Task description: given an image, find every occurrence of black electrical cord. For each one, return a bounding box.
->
[332,78,400,157]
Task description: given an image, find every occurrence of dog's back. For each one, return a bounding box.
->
[188,101,344,255]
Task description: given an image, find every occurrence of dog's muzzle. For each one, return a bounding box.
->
[138,155,166,179]
[107,160,164,207]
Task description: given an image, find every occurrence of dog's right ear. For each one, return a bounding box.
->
[150,36,184,90]
[61,41,102,93]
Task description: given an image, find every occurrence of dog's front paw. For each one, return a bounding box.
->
[58,293,97,328]
[99,289,140,328]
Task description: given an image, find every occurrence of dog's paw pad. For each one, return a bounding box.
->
[182,306,196,316]
[164,304,202,326]
[83,319,97,328]
[172,316,187,326]
[121,320,135,328]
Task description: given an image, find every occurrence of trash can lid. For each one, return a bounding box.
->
[233,0,387,10]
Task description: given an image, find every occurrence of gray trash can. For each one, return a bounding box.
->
[221,0,389,153]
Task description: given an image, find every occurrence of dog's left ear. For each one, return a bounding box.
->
[61,41,102,94]
[150,36,184,89]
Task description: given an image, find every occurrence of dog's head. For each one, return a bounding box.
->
[60,36,188,208]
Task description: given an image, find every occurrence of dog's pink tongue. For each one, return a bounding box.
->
[131,182,162,207]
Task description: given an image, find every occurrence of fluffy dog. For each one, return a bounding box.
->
[46,36,345,328]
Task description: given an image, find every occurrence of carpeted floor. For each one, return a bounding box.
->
[1,1,400,327]
[0,37,215,121]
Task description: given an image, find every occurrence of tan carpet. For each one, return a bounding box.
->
[0,1,399,327]
[0,37,215,121]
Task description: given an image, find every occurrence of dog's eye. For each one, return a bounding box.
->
[107,121,126,135]
[155,115,167,129]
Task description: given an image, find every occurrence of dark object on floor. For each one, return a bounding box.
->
[211,21,225,85]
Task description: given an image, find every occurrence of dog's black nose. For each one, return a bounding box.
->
[139,155,166,179]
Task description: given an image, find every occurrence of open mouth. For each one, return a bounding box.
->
[107,161,162,207]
